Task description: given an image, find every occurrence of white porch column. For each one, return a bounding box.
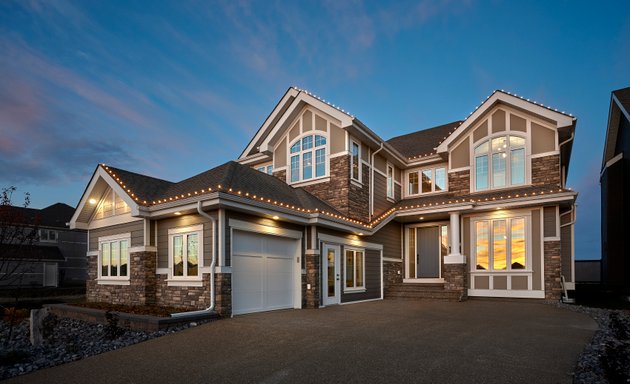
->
[444,211,466,264]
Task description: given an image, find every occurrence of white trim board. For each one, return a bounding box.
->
[317,233,383,250]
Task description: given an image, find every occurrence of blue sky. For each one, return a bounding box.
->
[1,0,628,260]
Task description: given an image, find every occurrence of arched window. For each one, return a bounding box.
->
[474,135,525,190]
[289,134,327,183]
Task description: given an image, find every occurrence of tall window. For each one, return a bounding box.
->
[351,141,360,182]
[169,225,203,280]
[474,135,526,190]
[407,166,446,196]
[289,134,327,183]
[345,249,365,290]
[99,237,129,279]
[387,165,394,199]
[474,217,526,271]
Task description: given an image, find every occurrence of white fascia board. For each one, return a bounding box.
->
[69,166,140,229]
[236,152,270,165]
[471,193,576,211]
[239,88,300,159]
[613,93,630,122]
[395,204,475,217]
[258,92,354,154]
[437,91,575,153]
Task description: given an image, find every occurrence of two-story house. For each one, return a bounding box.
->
[1,203,87,287]
[70,88,577,316]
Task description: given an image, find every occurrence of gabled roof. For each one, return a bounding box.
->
[1,203,75,228]
[100,161,342,215]
[602,86,630,168]
[387,121,463,159]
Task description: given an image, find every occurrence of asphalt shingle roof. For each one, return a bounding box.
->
[386,121,462,159]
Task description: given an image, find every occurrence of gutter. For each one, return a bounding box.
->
[171,201,217,318]
[369,143,384,221]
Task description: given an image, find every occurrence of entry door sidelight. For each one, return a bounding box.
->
[417,226,440,278]
[322,244,340,305]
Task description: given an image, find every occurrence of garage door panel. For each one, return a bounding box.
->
[232,230,299,315]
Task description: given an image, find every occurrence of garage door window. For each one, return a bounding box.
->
[345,248,365,291]
[168,225,203,283]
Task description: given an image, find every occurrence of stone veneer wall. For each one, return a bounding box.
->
[86,251,157,305]
[304,251,320,308]
[448,170,470,196]
[443,263,468,300]
[532,155,561,186]
[383,261,403,290]
[303,156,350,218]
[214,272,231,316]
[156,274,211,310]
[544,241,562,300]
[347,163,370,222]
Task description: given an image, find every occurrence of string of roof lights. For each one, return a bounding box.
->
[101,164,573,230]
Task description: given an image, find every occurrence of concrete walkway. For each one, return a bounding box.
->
[7,299,597,384]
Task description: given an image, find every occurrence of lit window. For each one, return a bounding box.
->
[407,166,447,196]
[474,217,526,271]
[345,249,365,290]
[266,165,273,175]
[95,189,130,219]
[169,225,203,281]
[474,135,526,191]
[99,237,129,279]
[387,165,394,199]
[289,135,327,183]
[408,172,419,195]
[351,141,360,182]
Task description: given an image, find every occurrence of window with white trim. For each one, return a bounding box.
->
[99,236,129,279]
[386,164,394,199]
[168,225,203,280]
[94,189,130,219]
[256,165,273,175]
[289,134,327,183]
[407,166,446,196]
[344,249,365,290]
[39,229,58,243]
[474,135,526,191]
[474,217,526,271]
[351,141,360,182]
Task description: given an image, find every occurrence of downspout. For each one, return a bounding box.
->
[369,143,384,221]
[171,201,217,318]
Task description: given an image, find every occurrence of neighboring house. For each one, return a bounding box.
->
[601,86,630,293]
[1,203,87,287]
[70,88,577,316]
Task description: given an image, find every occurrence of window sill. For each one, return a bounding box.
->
[289,176,330,187]
[97,279,130,286]
[166,279,203,287]
[350,179,363,188]
[470,270,532,274]
[344,287,366,294]
[386,196,395,203]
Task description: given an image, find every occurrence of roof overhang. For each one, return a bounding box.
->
[69,166,141,229]
[602,92,630,169]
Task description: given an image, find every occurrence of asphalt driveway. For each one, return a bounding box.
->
[7,299,597,384]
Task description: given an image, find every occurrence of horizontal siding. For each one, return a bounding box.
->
[157,213,215,269]
[365,220,401,259]
[341,248,381,302]
[560,211,573,282]
[89,220,144,251]
[373,172,390,217]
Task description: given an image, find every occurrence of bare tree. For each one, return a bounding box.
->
[0,186,40,344]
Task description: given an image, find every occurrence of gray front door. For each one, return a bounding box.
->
[417,227,440,278]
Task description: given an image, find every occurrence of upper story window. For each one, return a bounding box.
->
[39,229,58,243]
[257,165,273,175]
[407,166,446,196]
[94,189,130,220]
[387,164,394,199]
[351,141,360,182]
[474,135,525,191]
[290,134,327,183]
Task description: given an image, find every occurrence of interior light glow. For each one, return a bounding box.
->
[88,198,97,205]
[174,211,182,216]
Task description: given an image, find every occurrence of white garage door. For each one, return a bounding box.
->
[232,230,300,315]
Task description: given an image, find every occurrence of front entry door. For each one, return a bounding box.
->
[322,244,340,305]
[417,227,440,278]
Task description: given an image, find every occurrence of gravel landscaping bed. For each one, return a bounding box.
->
[0,315,211,381]
[555,303,630,384]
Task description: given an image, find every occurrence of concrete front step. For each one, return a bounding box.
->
[385,283,462,301]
